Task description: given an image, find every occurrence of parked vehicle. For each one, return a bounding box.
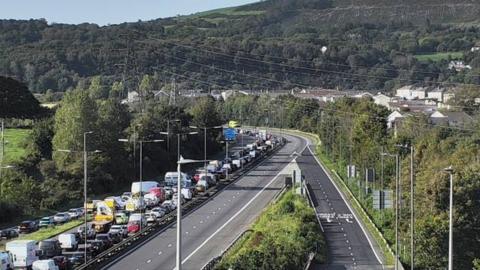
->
[53,213,70,224]
[52,256,69,270]
[6,240,39,270]
[0,229,18,240]
[38,240,62,259]
[32,259,59,270]
[58,233,78,251]
[95,234,113,249]
[19,220,38,234]
[109,225,128,238]
[131,181,160,195]
[115,212,129,225]
[0,251,13,270]
[39,217,55,228]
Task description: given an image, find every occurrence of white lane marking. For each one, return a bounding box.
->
[158,251,162,255]
[181,160,287,265]
[168,243,172,247]
[307,145,383,265]
[193,226,196,229]
[185,231,189,234]
[200,220,203,224]
[146,259,152,263]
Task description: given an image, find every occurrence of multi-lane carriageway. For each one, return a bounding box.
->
[104,133,384,270]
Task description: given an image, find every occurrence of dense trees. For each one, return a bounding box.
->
[0,76,45,118]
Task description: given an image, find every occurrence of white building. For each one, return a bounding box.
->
[448,61,472,71]
[373,93,392,108]
[395,85,427,100]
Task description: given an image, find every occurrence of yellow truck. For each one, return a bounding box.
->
[92,199,116,233]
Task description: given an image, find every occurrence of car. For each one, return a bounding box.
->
[39,216,55,228]
[38,239,62,259]
[127,220,141,234]
[115,212,129,225]
[150,207,166,218]
[195,179,208,193]
[84,240,106,256]
[162,200,176,211]
[19,220,38,234]
[109,225,128,238]
[67,209,81,219]
[144,213,157,224]
[0,228,19,239]
[172,194,185,205]
[52,256,70,270]
[77,224,96,240]
[164,186,173,199]
[108,231,122,244]
[53,213,70,224]
[63,252,89,267]
[95,234,114,249]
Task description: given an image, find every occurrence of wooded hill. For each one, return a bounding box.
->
[1,0,480,93]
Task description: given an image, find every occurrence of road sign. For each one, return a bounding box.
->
[228,120,240,128]
[223,128,237,141]
[373,189,393,209]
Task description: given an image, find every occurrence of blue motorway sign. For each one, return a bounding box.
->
[223,128,237,141]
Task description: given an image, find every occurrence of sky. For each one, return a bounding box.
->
[0,0,260,26]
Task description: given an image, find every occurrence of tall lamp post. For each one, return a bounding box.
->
[57,131,101,265]
[175,157,209,270]
[165,119,181,153]
[189,126,223,173]
[381,152,400,270]
[442,166,454,270]
[119,138,163,232]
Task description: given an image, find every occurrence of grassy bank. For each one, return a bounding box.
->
[215,191,326,270]
[414,51,463,62]
[2,128,31,163]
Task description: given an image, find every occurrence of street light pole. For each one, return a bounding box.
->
[410,146,415,270]
[83,131,93,265]
[443,166,454,270]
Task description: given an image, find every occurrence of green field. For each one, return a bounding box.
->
[414,52,463,62]
[1,128,31,163]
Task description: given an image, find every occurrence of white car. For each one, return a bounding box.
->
[144,213,157,224]
[162,200,176,211]
[172,194,186,205]
[67,209,81,219]
[109,225,128,238]
[150,207,166,218]
[105,196,127,210]
[53,213,70,224]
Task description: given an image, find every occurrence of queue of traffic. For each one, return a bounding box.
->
[0,130,281,270]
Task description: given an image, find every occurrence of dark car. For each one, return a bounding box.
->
[87,240,106,256]
[38,239,62,259]
[95,234,113,249]
[0,228,19,239]
[19,220,38,234]
[64,252,89,267]
[108,231,122,244]
[53,255,70,270]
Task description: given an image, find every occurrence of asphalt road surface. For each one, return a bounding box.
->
[297,145,384,270]
[103,134,307,270]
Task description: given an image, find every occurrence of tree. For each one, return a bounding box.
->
[88,76,108,100]
[0,76,45,118]
[52,89,99,172]
[110,81,125,99]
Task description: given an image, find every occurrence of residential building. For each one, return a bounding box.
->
[373,93,392,108]
[430,111,474,128]
[448,61,472,71]
[395,85,427,100]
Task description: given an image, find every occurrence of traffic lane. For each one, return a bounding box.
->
[104,134,305,270]
[297,147,381,268]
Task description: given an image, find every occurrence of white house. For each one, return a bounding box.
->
[373,93,392,108]
[430,111,473,127]
[387,111,404,129]
[448,61,472,71]
[395,85,427,100]
[121,91,140,104]
[427,88,445,102]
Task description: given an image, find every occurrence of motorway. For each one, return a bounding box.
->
[103,133,307,270]
[297,145,384,270]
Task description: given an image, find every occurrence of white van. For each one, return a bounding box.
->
[164,172,189,186]
[32,259,59,270]
[0,251,13,270]
[131,181,160,195]
[6,240,39,269]
[58,233,78,251]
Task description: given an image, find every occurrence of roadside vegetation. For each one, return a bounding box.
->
[215,191,326,270]
[3,128,31,163]
[221,93,480,269]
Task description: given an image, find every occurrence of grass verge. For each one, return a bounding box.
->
[215,191,326,270]
[3,128,31,163]
[414,51,463,62]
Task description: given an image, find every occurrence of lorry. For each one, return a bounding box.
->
[0,251,13,270]
[148,187,166,203]
[6,240,39,270]
[92,200,116,233]
[125,197,146,212]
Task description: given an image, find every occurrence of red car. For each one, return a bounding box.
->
[127,221,141,234]
[149,187,166,203]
